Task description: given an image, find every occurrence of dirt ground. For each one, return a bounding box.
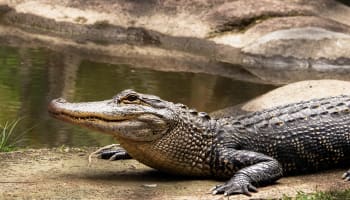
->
[0,148,349,200]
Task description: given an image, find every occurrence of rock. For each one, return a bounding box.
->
[243,79,350,111]
[242,27,350,60]
[0,0,350,84]
[209,0,350,84]
[212,80,350,118]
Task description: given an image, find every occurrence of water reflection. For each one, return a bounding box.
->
[0,45,275,148]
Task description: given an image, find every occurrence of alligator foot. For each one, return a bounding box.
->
[342,170,350,181]
[211,174,258,196]
[88,144,132,166]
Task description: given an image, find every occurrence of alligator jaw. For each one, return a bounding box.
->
[48,98,128,123]
[48,97,168,142]
[47,97,140,139]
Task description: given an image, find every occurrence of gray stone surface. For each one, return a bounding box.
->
[212,80,350,117]
[0,0,350,84]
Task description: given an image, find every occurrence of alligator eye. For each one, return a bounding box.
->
[125,94,138,102]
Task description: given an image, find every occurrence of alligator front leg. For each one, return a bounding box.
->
[88,144,132,165]
[212,150,283,196]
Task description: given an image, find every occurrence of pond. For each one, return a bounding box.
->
[0,45,276,148]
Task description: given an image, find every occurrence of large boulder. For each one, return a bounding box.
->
[212,79,350,117]
[0,0,350,84]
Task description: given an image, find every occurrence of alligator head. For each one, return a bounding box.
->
[48,89,177,142]
[48,89,214,175]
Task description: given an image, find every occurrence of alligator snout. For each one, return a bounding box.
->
[48,98,67,115]
[53,98,67,103]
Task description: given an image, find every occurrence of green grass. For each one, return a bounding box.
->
[0,119,25,152]
[282,189,350,200]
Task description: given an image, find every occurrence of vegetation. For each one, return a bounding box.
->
[282,189,350,200]
[0,119,25,152]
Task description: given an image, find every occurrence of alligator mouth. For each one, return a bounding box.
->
[48,110,128,123]
[48,99,131,123]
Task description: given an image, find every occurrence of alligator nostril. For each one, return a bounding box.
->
[55,98,67,103]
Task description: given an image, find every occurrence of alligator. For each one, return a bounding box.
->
[48,89,350,196]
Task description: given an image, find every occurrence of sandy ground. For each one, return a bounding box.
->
[0,148,349,200]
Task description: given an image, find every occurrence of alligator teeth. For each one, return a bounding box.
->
[56,112,127,123]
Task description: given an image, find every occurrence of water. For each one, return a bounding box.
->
[0,45,276,148]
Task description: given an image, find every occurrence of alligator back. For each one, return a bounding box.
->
[221,95,350,174]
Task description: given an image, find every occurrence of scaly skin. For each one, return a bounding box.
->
[48,89,350,196]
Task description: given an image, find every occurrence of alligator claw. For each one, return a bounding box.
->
[211,181,257,196]
[88,144,131,166]
[342,170,350,181]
